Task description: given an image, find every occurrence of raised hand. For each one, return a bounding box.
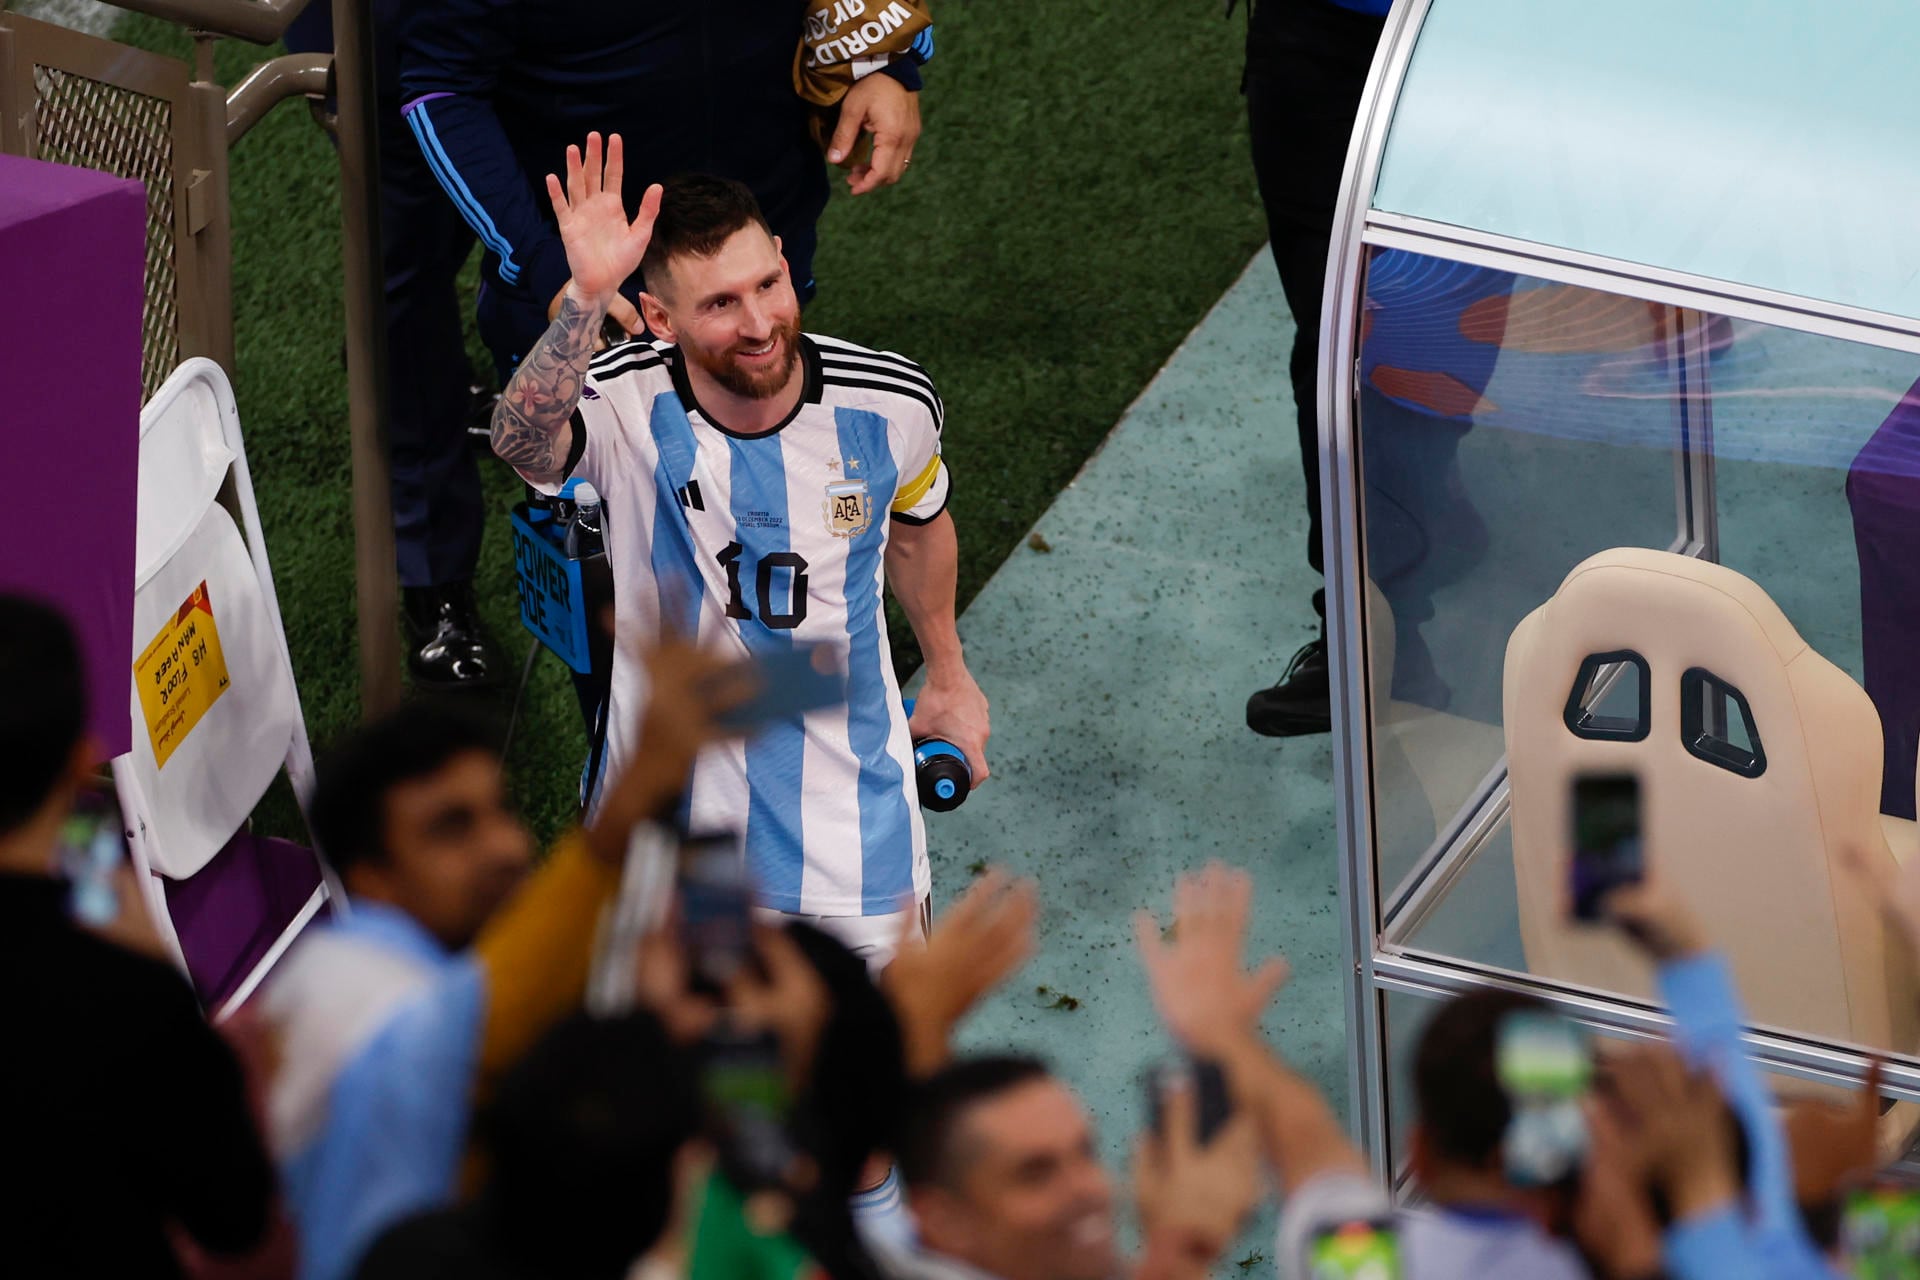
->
[544,132,663,307]
[882,868,1038,1074]
[585,634,761,864]
[1610,1043,1740,1223]
[1132,1079,1262,1280]
[1134,863,1289,1056]
[1598,880,1709,961]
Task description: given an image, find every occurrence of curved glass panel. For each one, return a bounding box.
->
[1365,245,1920,1066]
[1373,0,1920,321]
[1361,249,1681,897]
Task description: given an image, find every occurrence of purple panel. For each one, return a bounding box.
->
[0,155,143,759]
[164,831,327,1008]
[1847,377,1920,820]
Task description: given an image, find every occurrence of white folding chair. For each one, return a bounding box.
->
[113,358,333,1017]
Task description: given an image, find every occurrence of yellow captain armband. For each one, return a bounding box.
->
[891,454,943,513]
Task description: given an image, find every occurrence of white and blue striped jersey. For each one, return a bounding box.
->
[561,334,949,916]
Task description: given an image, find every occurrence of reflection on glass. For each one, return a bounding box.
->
[1361,249,1681,898]
[1363,248,1920,1063]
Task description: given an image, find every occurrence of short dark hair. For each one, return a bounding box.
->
[898,1055,1053,1190]
[1412,988,1550,1169]
[640,173,772,297]
[481,1010,699,1276]
[308,701,499,875]
[0,595,87,835]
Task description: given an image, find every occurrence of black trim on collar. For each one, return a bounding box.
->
[667,337,822,440]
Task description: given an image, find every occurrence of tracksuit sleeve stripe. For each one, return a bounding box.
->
[405,101,524,284]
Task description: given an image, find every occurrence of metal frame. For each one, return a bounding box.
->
[1322,0,1920,1184]
[0,0,400,716]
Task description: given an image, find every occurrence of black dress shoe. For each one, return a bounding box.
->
[403,582,505,690]
[1246,639,1332,737]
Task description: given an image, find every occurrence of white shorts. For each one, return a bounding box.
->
[757,897,930,976]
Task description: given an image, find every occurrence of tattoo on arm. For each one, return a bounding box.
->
[490,292,603,475]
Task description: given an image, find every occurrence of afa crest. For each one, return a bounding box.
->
[824,478,872,538]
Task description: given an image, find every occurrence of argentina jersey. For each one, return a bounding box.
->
[559,333,949,916]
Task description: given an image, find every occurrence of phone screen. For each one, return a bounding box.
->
[700,1025,802,1195]
[678,832,753,992]
[1844,1186,1920,1279]
[1143,1058,1233,1145]
[1570,772,1643,921]
[58,790,127,927]
[1307,1217,1401,1280]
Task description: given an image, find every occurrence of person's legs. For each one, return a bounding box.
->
[288,1,501,687]
[381,100,505,688]
[1242,0,1385,736]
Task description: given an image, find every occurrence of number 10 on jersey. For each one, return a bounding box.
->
[717,542,810,630]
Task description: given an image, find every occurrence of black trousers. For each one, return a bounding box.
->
[288,1,486,590]
[1244,0,1388,628]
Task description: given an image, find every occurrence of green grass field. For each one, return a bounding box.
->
[117,4,1269,842]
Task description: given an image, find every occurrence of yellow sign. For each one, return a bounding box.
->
[134,581,232,768]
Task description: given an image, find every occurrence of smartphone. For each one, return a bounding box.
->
[1306,1217,1402,1280]
[700,1023,805,1195]
[712,642,846,732]
[58,789,128,928]
[1843,1186,1920,1280]
[678,831,753,993]
[1496,1011,1591,1187]
[1570,772,1643,921]
[1143,1057,1233,1145]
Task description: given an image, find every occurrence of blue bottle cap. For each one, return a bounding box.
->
[935,778,957,800]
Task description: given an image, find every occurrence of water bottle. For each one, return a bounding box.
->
[566,481,604,559]
[903,698,972,812]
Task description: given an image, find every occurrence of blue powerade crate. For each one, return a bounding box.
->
[510,482,607,676]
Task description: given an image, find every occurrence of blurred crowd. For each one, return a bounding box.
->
[14,0,1920,1277]
[10,591,1920,1280]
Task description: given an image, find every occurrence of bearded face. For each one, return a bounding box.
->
[684,310,803,400]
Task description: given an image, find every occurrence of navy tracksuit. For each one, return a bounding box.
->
[398,1,925,371]
[287,0,487,589]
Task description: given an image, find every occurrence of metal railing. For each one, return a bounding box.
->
[0,0,401,715]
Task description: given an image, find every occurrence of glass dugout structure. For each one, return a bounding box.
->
[1325,0,1920,1180]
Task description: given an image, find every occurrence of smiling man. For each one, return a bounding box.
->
[491,138,989,968]
[894,1057,1121,1280]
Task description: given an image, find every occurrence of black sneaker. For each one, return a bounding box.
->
[1246,639,1331,737]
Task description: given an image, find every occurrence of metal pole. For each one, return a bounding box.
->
[330,0,401,716]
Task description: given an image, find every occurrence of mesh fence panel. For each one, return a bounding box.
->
[33,64,180,399]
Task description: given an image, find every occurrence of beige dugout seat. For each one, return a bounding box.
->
[1506,549,1918,1140]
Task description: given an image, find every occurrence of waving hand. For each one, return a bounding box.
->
[545,132,663,307]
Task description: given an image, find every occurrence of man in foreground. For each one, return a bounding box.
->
[264,639,754,1280]
[490,134,989,966]
[0,595,277,1277]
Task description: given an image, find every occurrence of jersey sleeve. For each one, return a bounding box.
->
[889,394,950,526]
